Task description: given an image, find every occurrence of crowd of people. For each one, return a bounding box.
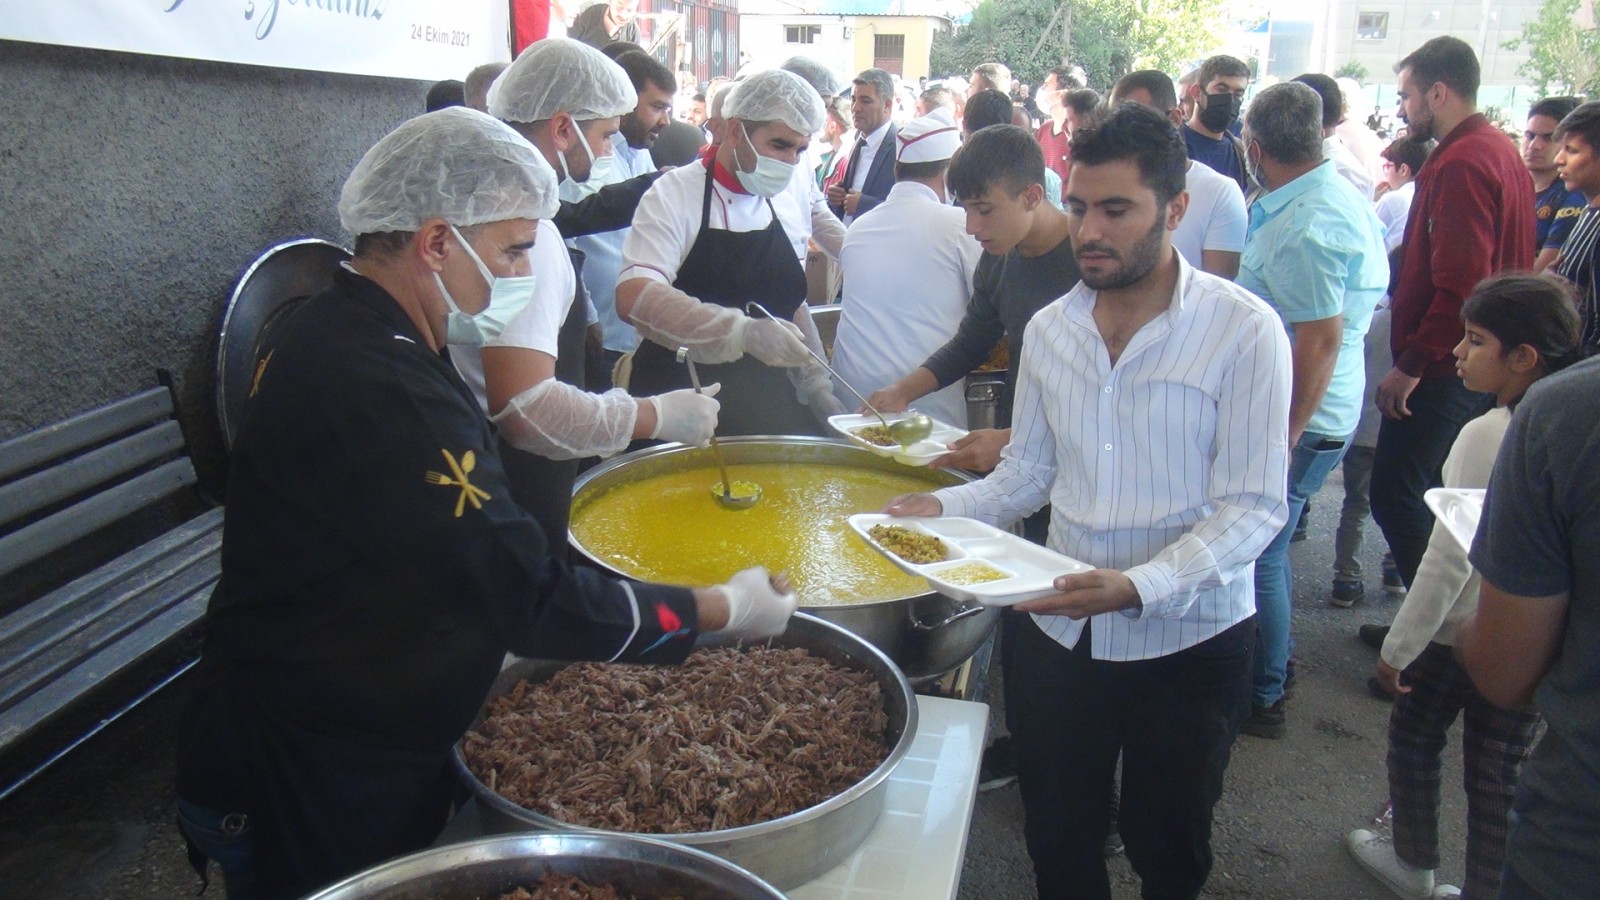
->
[178,21,1600,900]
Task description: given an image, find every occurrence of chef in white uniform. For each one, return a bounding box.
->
[831,108,980,427]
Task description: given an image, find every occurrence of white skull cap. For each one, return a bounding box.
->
[338,107,558,234]
[723,68,826,137]
[488,37,638,123]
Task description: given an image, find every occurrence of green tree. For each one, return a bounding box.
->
[1503,0,1600,97]
[932,0,1226,91]
[1335,60,1368,82]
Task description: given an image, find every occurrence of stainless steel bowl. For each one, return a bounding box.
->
[569,436,1000,682]
[303,832,785,899]
[452,613,918,891]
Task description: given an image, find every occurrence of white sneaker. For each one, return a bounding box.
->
[1432,886,1461,898]
[1347,828,1436,899]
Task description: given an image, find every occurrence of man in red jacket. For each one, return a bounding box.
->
[1372,36,1534,588]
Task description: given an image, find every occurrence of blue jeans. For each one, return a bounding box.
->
[1252,431,1351,707]
[177,797,259,899]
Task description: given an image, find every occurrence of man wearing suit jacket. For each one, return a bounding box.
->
[827,68,899,225]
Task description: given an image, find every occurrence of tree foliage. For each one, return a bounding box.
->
[932,0,1227,90]
[1503,0,1600,97]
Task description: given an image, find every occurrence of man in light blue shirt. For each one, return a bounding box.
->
[1235,82,1389,738]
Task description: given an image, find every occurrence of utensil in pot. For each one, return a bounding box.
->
[677,346,761,510]
[744,302,934,448]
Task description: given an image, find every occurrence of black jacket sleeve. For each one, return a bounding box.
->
[552,171,664,238]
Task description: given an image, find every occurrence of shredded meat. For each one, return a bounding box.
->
[493,870,680,899]
[463,646,890,834]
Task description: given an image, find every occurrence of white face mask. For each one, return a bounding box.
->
[733,122,797,198]
[1035,84,1057,114]
[556,120,598,185]
[434,224,538,346]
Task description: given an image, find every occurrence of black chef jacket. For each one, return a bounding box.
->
[177,268,699,899]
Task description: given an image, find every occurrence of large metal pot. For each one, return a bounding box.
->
[303,832,784,899]
[569,436,999,682]
[452,613,917,891]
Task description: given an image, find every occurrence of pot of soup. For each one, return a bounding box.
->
[568,437,999,682]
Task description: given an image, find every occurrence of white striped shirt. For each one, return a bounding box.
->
[934,255,1291,660]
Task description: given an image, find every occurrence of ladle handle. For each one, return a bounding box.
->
[676,347,734,493]
[744,301,889,428]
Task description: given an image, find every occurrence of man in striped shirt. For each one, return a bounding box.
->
[1552,101,1600,351]
[886,104,1290,900]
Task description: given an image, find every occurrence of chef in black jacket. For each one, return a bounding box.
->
[174,108,798,900]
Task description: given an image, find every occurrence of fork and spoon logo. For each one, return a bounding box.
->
[425,449,491,517]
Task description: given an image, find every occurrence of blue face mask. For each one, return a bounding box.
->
[733,122,797,198]
[434,224,537,346]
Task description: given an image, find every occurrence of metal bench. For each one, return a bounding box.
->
[0,375,221,799]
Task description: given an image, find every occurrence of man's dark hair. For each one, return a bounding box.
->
[853,68,895,103]
[919,86,955,112]
[425,80,465,113]
[599,40,645,61]
[1195,55,1250,92]
[1292,73,1344,130]
[1395,36,1480,102]
[1556,100,1600,151]
[963,89,1014,133]
[1245,82,1324,165]
[692,91,707,103]
[615,50,676,95]
[1047,65,1083,90]
[1111,70,1178,111]
[1380,135,1432,175]
[948,125,1045,200]
[1069,102,1187,206]
[354,231,414,258]
[1530,96,1583,123]
[895,158,951,181]
[1065,88,1101,119]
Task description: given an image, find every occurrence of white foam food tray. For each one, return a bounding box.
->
[828,412,968,466]
[847,513,1093,606]
[1424,487,1486,554]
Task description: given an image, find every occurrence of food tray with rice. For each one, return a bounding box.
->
[827,413,968,466]
[848,514,1094,606]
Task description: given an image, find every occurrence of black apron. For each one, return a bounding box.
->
[496,247,591,555]
[627,162,823,437]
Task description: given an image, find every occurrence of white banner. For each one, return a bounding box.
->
[0,1,512,82]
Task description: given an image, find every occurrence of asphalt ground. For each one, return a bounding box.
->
[0,463,1468,898]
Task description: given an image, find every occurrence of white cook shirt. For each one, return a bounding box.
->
[1171,160,1247,272]
[569,132,658,353]
[452,218,575,414]
[832,181,981,427]
[933,255,1291,660]
[620,155,823,287]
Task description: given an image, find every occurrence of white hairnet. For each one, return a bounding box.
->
[723,69,825,137]
[338,107,559,235]
[488,37,638,124]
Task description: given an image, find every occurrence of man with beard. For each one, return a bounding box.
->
[1370,36,1533,591]
[1182,55,1252,193]
[882,103,1290,900]
[569,49,676,383]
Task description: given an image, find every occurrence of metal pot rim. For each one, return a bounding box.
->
[453,613,918,843]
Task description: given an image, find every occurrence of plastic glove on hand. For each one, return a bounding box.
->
[651,383,721,446]
[744,318,814,368]
[718,566,799,640]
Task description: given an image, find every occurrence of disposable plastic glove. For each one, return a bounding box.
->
[718,566,799,640]
[743,317,813,368]
[649,383,721,446]
[492,378,639,460]
[628,280,751,364]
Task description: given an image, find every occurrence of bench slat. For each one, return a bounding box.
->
[0,542,219,713]
[0,507,223,647]
[0,388,174,482]
[0,420,188,529]
[0,459,199,579]
[0,587,213,755]
[0,512,221,689]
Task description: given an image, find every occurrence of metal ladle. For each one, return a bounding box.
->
[676,346,761,510]
[743,301,935,448]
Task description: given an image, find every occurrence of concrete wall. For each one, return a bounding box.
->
[0,40,427,489]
